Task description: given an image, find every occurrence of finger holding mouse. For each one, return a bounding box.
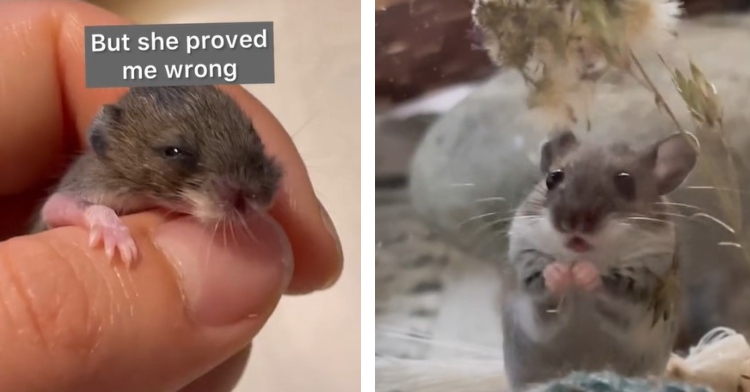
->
[0,1,341,391]
[500,129,697,391]
[0,0,342,294]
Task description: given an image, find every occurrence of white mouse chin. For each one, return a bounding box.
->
[179,188,224,222]
[180,188,270,224]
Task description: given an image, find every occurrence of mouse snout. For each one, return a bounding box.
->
[231,191,248,214]
[553,206,602,235]
[212,179,252,214]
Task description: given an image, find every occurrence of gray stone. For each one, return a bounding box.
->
[376,114,437,187]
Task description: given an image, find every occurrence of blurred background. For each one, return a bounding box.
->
[375,0,750,106]
[375,0,750,373]
[83,0,360,391]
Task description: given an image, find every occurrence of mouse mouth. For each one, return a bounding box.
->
[566,236,593,253]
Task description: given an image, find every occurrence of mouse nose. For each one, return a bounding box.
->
[232,191,247,213]
[213,179,250,214]
[558,208,600,234]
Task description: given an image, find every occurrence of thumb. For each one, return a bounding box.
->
[0,211,292,392]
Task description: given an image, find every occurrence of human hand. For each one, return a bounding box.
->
[0,1,343,391]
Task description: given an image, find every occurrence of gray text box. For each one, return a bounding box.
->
[85,22,274,88]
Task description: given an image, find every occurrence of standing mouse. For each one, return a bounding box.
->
[500,130,697,391]
[29,85,282,265]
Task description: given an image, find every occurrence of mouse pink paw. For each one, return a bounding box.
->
[571,261,601,291]
[543,262,573,295]
[84,205,138,266]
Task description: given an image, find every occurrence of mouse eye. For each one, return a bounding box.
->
[156,145,198,170]
[614,172,636,200]
[546,169,564,190]
[163,147,182,157]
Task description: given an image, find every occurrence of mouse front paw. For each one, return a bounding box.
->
[542,262,573,295]
[84,205,137,266]
[571,261,602,291]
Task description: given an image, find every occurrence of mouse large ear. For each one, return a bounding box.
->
[540,129,579,172]
[88,104,123,158]
[644,133,698,195]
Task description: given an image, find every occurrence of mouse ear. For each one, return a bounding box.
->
[645,133,698,195]
[88,104,123,158]
[540,129,579,173]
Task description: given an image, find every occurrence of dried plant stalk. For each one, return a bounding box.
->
[661,60,746,250]
[473,0,681,130]
[473,0,749,265]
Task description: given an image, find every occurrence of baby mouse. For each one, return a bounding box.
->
[29,85,282,265]
[500,130,697,391]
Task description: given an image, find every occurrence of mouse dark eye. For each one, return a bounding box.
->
[156,145,198,169]
[613,172,636,200]
[163,147,182,157]
[546,169,564,190]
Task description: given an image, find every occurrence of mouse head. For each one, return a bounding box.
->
[535,129,697,253]
[88,85,282,223]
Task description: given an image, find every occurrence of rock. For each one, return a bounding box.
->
[408,12,750,347]
[376,114,437,188]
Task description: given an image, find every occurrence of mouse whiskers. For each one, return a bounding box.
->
[221,218,229,249]
[718,241,743,249]
[472,196,507,205]
[624,216,671,225]
[653,201,703,212]
[658,212,689,220]
[456,211,505,229]
[202,221,220,267]
[645,210,739,236]
[467,214,531,237]
[691,212,736,234]
[684,185,750,196]
[546,294,567,315]
[229,219,239,246]
[236,213,261,245]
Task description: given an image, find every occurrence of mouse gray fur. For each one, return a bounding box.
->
[500,130,697,391]
[29,85,282,265]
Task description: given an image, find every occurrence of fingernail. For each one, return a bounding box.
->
[319,201,343,289]
[155,212,293,326]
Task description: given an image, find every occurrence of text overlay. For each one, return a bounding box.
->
[85,22,275,88]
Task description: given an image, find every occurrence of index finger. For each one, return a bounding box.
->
[0,0,342,294]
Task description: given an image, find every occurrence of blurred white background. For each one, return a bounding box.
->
[88,0,361,391]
